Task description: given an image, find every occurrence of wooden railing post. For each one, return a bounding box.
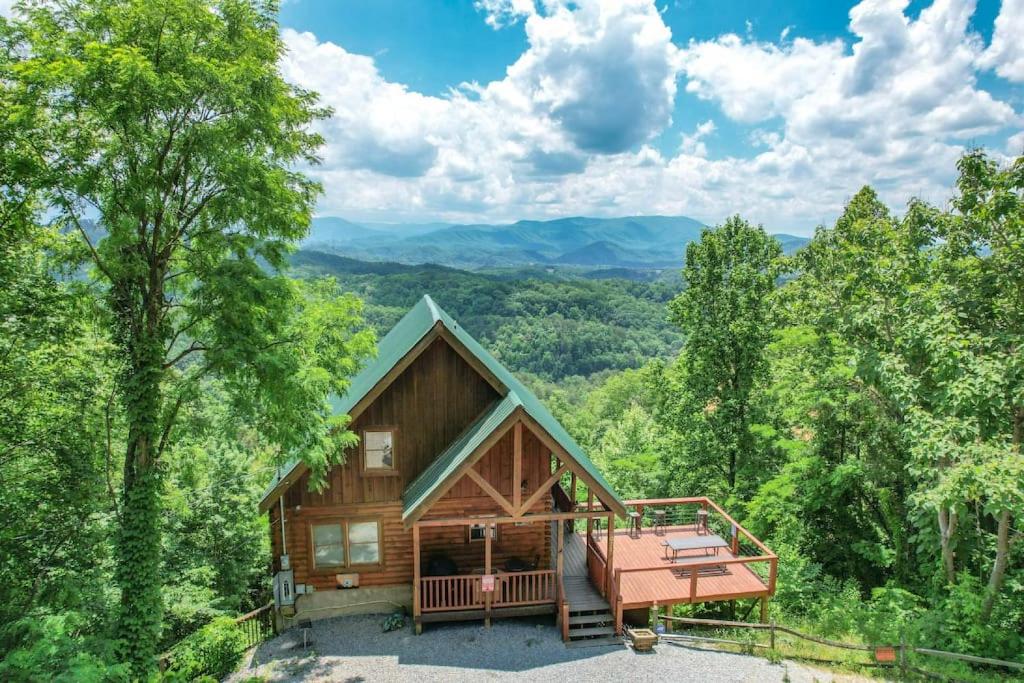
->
[484,525,492,627]
[412,524,422,634]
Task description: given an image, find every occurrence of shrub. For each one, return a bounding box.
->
[0,613,129,682]
[165,617,246,681]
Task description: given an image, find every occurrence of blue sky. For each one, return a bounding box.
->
[275,0,1024,233]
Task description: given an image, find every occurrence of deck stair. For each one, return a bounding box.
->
[562,576,621,648]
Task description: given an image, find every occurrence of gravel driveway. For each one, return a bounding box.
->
[229,615,872,683]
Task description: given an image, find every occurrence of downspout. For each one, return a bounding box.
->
[279,495,287,560]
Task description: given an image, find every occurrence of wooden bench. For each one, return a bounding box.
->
[669,555,727,576]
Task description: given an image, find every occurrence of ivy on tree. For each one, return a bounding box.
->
[7,0,374,674]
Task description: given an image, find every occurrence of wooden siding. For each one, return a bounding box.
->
[275,428,555,589]
[284,337,499,508]
[276,502,412,591]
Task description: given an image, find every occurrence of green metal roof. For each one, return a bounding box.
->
[260,295,625,517]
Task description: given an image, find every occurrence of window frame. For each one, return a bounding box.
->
[309,517,384,573]
[361,426,399,477]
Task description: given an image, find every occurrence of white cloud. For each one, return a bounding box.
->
[281,0,1021,232]
[474,0,538,28]
[980,0,1024,82]
[679,119,715,157]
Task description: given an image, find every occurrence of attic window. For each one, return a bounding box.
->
[363,428,397,475]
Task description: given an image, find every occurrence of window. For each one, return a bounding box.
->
[348,521,380,564]
[363,428,396,474]
[468,521,497,543]
[312,524,345,567]
[310,519,382,570]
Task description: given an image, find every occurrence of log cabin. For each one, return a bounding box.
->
[259,295,776,644]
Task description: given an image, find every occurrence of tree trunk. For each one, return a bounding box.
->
[113,283,166,675]
[937,506,957,584]
[982,407,1024,619]
[981,509,1011,620]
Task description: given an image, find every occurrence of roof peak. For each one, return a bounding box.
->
[421,293,442,322]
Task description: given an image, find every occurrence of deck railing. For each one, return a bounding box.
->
[419,570,556,613]
[585,534,607,598]
[622,497,778,594]
[494,570,556,607]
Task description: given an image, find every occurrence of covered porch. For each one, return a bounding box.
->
[405,406,627,636]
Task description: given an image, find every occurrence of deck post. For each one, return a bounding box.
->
[484,524,492,628]
[412,524,422,635]
[556,517,564,592]
[613,568,623,635]
[569,472,577,508]
[760,596,768,624]
[649,601,658,630]
[605,512,615,599]
[585,489,594,539]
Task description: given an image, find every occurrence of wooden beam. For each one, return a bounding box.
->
[518,463,568,515]
[606,512,615,599]
[413,524,422,634]
[569,472,577,509]
[556,518,564,583]
[517,410,627,518]
[586,489,594,538]
[484,525,492,628]
[414,509,611,528]
[465,467,516,516]
[512,421,522,511]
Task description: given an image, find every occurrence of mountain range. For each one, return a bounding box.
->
[303,215,809,269]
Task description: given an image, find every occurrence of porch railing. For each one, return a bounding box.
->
[419,569,556,613]
[586,534,607,598]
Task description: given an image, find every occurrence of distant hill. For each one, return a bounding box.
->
[303,215,808,269]
[288,251,685,381]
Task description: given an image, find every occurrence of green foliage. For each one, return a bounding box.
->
[382,612,406,632]
[666,216,783,497]
[0,613,129,683]
[164,617,246,682]
[292,254,684,382]
[3,0,375,674]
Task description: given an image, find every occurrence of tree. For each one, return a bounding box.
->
[7,0,374,673]
[788,158,1024,621]
[667,216,783,495]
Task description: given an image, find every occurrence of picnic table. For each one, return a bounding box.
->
[661,534,729,561]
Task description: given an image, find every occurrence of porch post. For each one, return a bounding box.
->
[484,524,492,628]
[585,489,594,539]
[605,512,615,599]
[556,517,564,592]
[760,596,769,624]
[412,524,422,635]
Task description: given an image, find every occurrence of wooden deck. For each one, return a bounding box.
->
[591,525,773,610]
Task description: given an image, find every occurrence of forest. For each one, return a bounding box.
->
[0,0,1022,681]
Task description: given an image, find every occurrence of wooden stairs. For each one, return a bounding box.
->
[562,576,621,648]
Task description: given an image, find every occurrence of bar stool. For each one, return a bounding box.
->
[653,509,667,536]
[695,508,709,536]
[627,511,642,538]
